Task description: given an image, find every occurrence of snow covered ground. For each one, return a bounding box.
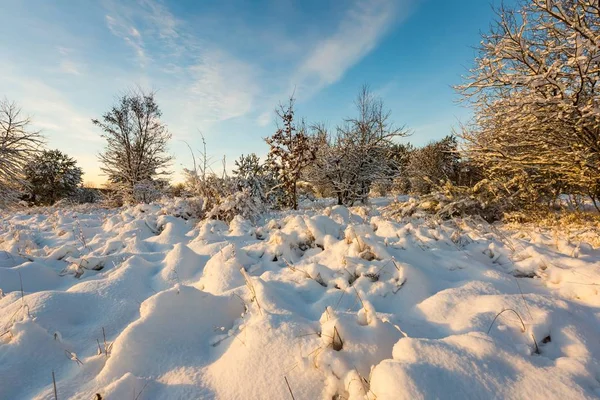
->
[1,200,599,399]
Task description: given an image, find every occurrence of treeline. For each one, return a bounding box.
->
[0,86,470,215]
[1,0,598,220]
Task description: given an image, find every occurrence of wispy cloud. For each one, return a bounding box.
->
[56,47,85,75]
[138,0,179,39]
[105,14,148,67]
[101,0,261,134]
[291,0,409,99]
[186,51,258,122]
[59,60,83,75]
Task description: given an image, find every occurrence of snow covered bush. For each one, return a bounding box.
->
[98,182,125,208]
[132,179,166,204]
[207,188,262,223]
[183,168,235,211]
[385,180,504,222]
[72,186,102,204]
[232,153,270,203]
[160,196,206,220]
[0,187,23,209]
[180,142,266,222]
[406,135,460,195]
[23,149,83,205]
[457,0,600,210]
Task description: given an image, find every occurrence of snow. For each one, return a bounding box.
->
[1,200,599,399]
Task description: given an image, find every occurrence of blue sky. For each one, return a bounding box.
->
[0,0,510,185]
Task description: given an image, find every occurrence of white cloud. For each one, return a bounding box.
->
[101,0,260,132]
[186,51,258,122]
[59,60,83,75]
[55,46,85,75]
[291,0,409,99]
[105,14,148,67]
[138,0,179,39]
[257,111,272,127]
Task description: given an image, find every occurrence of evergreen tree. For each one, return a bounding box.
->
[265,96,316,210]
[24,149,83,205]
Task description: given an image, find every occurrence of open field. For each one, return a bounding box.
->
[1,199,599,399]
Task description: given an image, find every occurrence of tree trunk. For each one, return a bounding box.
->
[292,181,298,210]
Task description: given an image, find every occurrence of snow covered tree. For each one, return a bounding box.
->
[306,86,408,205]
[93,90,172,203]
[457,0,600,209]
[23,149,83,205]
[0,99,44,204]
[389,142,414,194]
[407,135,460,195]
[232,153,269,203]
[265,96,317,210]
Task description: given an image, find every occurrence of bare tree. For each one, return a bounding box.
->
[0,99,44,202]
[93,90,172,202]
[306,86,408,205]
[457,0,600,209]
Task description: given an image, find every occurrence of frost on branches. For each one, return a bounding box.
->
[305,86,408,205]
[92,90,172,204]
[232,153,270,204]
[458,0,600,210]
[133,179,167,204]
[0,99,44,206]
[406,135,461,195]
[265,96,316,210]
[23,149,83,205]
[180,139,267,222]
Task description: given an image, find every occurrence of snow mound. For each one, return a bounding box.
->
[371,333,599,399]
[0,199,599,399]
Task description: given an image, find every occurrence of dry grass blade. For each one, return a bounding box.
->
[102,327,110,357]
[488,308,540,354]
[19,271,24,301]
[352,286,366,310]
[332,326,343,351]
[133,380,149,400]
[353,367,371,398]
[52,370,58,400]
[240,268,263,315]
[333,290,346,312]
[487,308,526,334]
[284,376,296,400]
[19,272,31,318]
